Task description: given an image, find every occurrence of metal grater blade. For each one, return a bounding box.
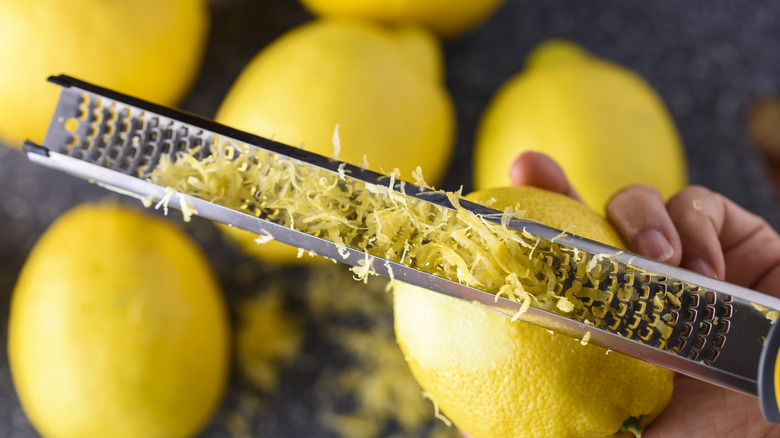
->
[26,75,780,398]
[514,226,777,395]
[42,79,212,177]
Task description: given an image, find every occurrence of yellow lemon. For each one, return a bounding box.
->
[8,203,230,438]
[0,0,208,148]
[298,0,505,39]
[394,186,674,438]
[473,40,687,211]
[216,18,454,263]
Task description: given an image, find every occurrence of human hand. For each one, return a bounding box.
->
[504,150,780,437]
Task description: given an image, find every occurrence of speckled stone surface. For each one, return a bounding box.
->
[1,0,780,436]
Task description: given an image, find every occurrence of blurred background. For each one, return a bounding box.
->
[1,0,780,436]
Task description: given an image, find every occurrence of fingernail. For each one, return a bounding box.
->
[688,258,718,278]
[636,229,674,262]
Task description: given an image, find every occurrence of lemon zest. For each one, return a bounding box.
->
[93,181,154,208]
[154,187,175,216]
[331,123,342,159]
[254,230,274,244]
[146,139,691,337]
[178,193,198,222]
[422,392,452,427]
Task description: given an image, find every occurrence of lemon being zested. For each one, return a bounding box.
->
[8,203,230,438]
[473,40,687,211]
[0,0,208,148]
[394,186,674,438]
[215,18,455,263]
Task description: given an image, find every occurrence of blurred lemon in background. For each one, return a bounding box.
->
[473,40,687,211]
[0,0,209,148]
[298,0,505,39]
[394,186,674,438]
[216,18,455,263]
[8,203,230,438]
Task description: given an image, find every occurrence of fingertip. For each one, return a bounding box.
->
[606,185,684,266]
[635,228,676,263]
[509,151,555,187]
[508,151,582,201]
[686,258,719,279]
[508,151,532,187]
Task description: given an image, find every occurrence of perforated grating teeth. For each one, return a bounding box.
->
[513,237,734,365]
[53,92,213,177]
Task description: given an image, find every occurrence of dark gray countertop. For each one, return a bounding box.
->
[2,0,780,436]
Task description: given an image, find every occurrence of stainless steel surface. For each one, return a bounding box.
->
[29,74,780,399]
[520,219,780,395]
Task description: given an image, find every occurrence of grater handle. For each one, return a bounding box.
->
[759,320,780,422]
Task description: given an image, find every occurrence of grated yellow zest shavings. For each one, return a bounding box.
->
[585,249,624,274]
[481,197,497,208]
[668,292,682,307]
[235,291,304,393]
[550,226,575,243]
[224,393,264,438]
[580,331,592,346]
[752,303,769,312]
[178,193,197,222]
[383,260,395,291]
[422,392,453,427]
[94,181,154,208]
[305,265,457,438]
[411,166,431,190]
[332,123,342,160]
[154,186,175,216]
[337,162,348,180]
[253,230,274,244]
[148,139,681,341]
[556,297,575,313]
[337,243,350,260]
[752,303,780,324]
[351,253,375,283]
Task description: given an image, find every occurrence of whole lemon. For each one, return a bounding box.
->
[298,0,505,39]
[8,203,230,438]
[216,18,454,263]
[394,186,674,438]
[0,0,208,148]
[473,40,687,211]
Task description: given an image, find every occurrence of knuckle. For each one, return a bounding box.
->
[674,185,712,201]
[606,185,668,230]
[667,185,718,214]
[607,184,663,213]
